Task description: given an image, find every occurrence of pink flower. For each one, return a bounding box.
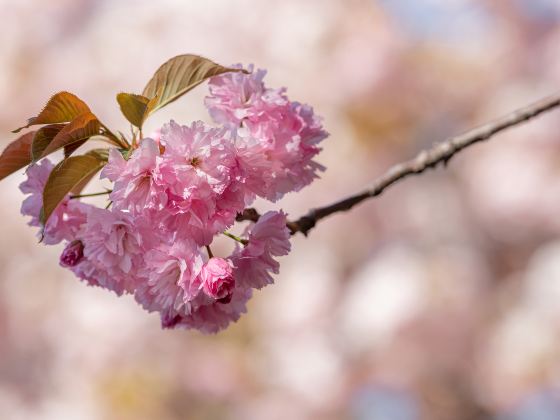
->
[42,199,90,245]
[60,240,84,267]
[200,257,235,303]
[205,65,271,125]
[156,121,243,241]
[162,287,252,333]
[17,63,326,334]
[19,159,54,228]
[231,210,291,289]
[79,207,144,294]
[20,159,89,244]
[159,121,235,194]
[206,66,328,202]
[134,242,252,333]
[134,240,204,315]
[101,139,167,214]
[69,258,113,292]
[148,127,162,145]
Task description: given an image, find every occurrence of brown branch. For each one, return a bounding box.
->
[236,208,260,224]
[237,93,560,236]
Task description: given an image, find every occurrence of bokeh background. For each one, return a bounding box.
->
[2,1,560,419]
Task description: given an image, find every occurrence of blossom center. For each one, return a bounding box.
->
[188,156,201,167]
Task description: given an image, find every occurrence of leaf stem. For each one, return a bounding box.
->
[70,190,112,199]
[223,231,248,245]
[101,123,128,149]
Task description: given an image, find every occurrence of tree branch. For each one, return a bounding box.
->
[237,93,560,236]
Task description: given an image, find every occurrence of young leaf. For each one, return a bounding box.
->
[142,54,246,116]
[39,112,100,158]
[71,161,104,195]
[13,92,91,133]
[0,131,36,181]
[42,155,106,222]
[116,93,152,128]
[63,139,88,158]
[31,124,66,161]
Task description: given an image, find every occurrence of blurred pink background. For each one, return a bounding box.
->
[2,1,560,419]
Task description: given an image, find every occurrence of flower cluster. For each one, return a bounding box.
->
[19,66,327,333]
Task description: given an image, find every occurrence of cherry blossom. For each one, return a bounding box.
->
[18,64,327,332]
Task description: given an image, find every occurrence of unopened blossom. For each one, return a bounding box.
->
[59,240,84,267]
[200,257,235,303]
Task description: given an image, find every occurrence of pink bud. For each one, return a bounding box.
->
[60,240,84,267]
[200,257,235,303]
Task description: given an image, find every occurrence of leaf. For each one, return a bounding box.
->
[13,92,91,133]
[63,139,88,158]
[85,148,110,162]
[142,54,246,115]
[42,155,106,222]
[70,165,102,195]
[0,131,36,181]
[70,149,111,195]
[31,124,66,161]
[40,112,100,158]
[116,93,154,128]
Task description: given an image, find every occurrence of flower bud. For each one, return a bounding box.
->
[60,240,84,267]
[200,257,235,303]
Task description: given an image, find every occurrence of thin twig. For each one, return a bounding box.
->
[238,93,560,236]
[223,231,249,245]
[70,190,112,199]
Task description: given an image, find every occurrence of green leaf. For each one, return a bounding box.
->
[70,164,103,196]
[13,92,91,133]
[40,112,100,158]
[31,124,66,162]
[116,93,155,128]
[0,131,36,181]
[85,148,110,162]
[142,54,246,116]
[42,155,106,223]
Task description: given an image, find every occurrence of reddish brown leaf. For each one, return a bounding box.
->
[40,112,100,158]
[13,92,91,133]
[31,124,66,162]
[0,131,36,181]
[63,139,88,159]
